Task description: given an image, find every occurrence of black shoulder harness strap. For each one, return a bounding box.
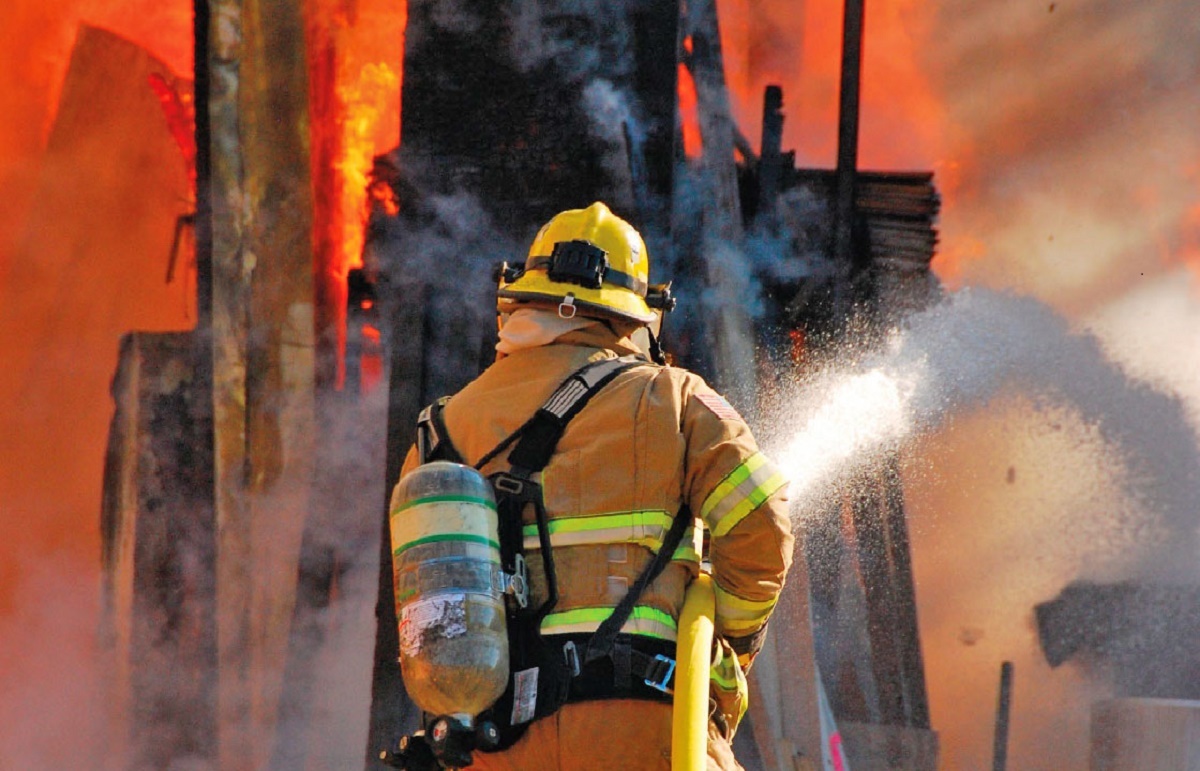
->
[415,396,463,464]
[482,354,645,621]
[584,502,692,665]
[475,354,644,474]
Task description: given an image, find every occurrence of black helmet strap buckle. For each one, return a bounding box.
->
[547,240,608,290]
[495,260,524,285]
[646,282,676,312]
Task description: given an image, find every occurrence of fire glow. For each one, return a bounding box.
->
[714,0,941,169]
[333,61,400,273]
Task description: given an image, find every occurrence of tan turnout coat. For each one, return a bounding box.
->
[397,321,794,738]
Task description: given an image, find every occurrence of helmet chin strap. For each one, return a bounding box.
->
[647,329,667,366]
[640,307,669,366]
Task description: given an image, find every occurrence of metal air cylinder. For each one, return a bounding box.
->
[390,461,509,720]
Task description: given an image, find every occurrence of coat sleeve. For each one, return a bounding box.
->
[680,377,794,667]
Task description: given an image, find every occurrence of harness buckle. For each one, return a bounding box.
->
[644,654,676,694]
[557,294,577,319]
[505,553,530,609]
[562,640,581,677]
[493,474,525,495]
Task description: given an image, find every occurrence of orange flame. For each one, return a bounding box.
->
[147,72,196,190]
[1178,163,1200,283]
[335,61,401,273]
[715,0,942,168]
[677,57,702,159]
[360,323,384,393]
[0,0,195,610]
[307,0,405,388]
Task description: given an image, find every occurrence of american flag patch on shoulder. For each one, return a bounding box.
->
[695,390,742,422]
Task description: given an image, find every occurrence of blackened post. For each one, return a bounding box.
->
[757,85,785,223]
[194,0,212,336]
[833,0,865,322]
[993,661,1014,771]
[366,282,430,767]
[187,1,218,764]
[884,455,931,728]
[850,472,907,725]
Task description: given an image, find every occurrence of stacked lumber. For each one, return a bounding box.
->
[856,171,941,270]
[788,169,940,269]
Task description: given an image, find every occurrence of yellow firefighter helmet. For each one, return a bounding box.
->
[497,202,672,324]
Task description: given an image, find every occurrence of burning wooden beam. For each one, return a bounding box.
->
[833,0,866,323]
[205,0,316,767]
[686,0,759,409]
[101,332,216,770]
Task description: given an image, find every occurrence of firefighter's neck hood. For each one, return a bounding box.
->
[496,308,592,356]
[495,308,643,359]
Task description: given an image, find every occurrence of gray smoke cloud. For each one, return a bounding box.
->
[906,290,1200,578]
[580,79,640,213]
[508,2,633,80]
[743,185,835,287]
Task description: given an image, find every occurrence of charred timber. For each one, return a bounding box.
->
[756,85,785,224]
[783,169,941,274]
[833,0,866,322]
[686,0,760,406]
[1036,581,1200,699]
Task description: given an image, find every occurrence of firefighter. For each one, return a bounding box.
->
[397,202,794,770]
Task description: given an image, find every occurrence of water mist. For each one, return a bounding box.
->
[757,285,1200,769]
[765,287,1200,576]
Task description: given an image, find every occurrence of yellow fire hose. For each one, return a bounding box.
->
[672,573,715,771]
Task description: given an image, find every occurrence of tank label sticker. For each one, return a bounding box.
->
[510,667,539,725]
[399,595,469,657]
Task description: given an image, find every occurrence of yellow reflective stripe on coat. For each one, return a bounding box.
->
[539,605,678,641]
[713,580,778,636]
[700,452,788,537]
[521,511,701,563]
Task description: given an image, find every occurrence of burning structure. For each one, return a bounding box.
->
[82,0,945,763]
[5,0,1200,770]
[94,1,942,768]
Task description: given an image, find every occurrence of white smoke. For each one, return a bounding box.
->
[0,553,108,769]
[1087,269,1200,430]
[580,79,641,213]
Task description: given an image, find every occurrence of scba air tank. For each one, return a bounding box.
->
[389,461,509,720]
